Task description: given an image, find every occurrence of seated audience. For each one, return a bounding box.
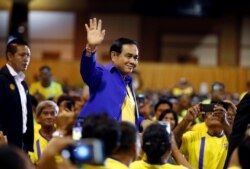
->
[29,65,63,102]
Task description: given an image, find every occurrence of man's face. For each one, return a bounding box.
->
[39,68,51,83]
[155,103,171,120]
[37,106,56,128]
[161,113,177,129]
[8,45,31,73]
[205,111,223,128]
[111,44,139,75]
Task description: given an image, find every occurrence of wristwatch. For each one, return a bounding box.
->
[52,130,64,138]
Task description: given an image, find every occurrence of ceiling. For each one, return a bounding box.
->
[1,0,250,17]
[0,0,87,11]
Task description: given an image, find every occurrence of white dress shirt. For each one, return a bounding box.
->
[6,64,27,133]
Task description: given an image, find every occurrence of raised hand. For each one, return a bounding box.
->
[85,18,106,47]
[185,103,201,122]
[0,131,7,144]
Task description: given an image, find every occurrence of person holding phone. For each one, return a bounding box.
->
[174,103,231,169]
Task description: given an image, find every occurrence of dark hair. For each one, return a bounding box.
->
[238,136,250,169]
[117,121,138,152]
[142,123,171,164]
[39,65,51,72]
[6,38,28,59]
[109,37,138,54]
[0,145,31,169]
[154,99,173,112]
[81,113,121,157]
[57,95,75,106]
[158,109,178,128]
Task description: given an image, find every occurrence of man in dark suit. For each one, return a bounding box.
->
[224,92,250,168]
[0,38,34,152]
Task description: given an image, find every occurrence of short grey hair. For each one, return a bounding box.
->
[36,100,59,116]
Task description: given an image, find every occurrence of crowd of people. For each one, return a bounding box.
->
[0,18,250,169]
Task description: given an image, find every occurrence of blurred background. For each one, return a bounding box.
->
[0,0,250,93]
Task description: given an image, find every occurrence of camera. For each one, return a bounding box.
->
[211,100,229,110]
[200,103,216,112]
[200,101,229,113]
[158,121,171,134]
[72,117,85,141]
[136,93,145,108]
[61,138,104,166]
[64,101,74,111]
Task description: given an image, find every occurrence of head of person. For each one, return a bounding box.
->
[36,100,59,128]
[57,95,75,113]
[5,38,30,73]
[238,136,250,169]
[112,121,140,161]
[0,145,34,169]
[142,123,171,164]
[110,37,139,75]
[178,94,191,109]
[158,109,178,130]
[154,99,173,120]
[39,66,52,86]
[204,105,225,130]
[247,80,250,90]
[211,82,226,101]
[81,113,121,158]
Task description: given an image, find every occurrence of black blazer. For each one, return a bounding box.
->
[224,92,250,168]
[0,65,34,151]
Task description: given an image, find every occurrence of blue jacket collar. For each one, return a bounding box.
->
[106,62,132,84]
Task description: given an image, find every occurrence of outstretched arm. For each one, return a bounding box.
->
[173,104,201,147]
[171,134,193,169]
[80,18,106,87]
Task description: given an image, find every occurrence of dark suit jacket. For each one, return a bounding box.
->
[0,65,34,151]
[224,92,250,168]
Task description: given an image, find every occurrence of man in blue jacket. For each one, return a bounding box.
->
[78,18,144,130]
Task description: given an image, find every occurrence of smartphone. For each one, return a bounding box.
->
[136,93,145,108]
[73,126,82,141]
[61,138,104,165]
[200,103,216,112]
[211,100,229,110]
[64,101,73,111]
[158,121,171,134]
[72,117,85,141]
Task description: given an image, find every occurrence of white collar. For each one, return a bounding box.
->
[6,64,25,81]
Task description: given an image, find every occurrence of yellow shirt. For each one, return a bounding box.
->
[29,81,63,99]
[227,166,241,169]
[191,122,208,133]
[130,160,187,169]
[240,91,248,101]
[121,85,135,124]
[180,131,228,169]
[29,130,49,165]
[83,164,106,169]
[105,158,128,169]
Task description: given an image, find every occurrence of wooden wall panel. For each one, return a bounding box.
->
[0,58,249,93]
